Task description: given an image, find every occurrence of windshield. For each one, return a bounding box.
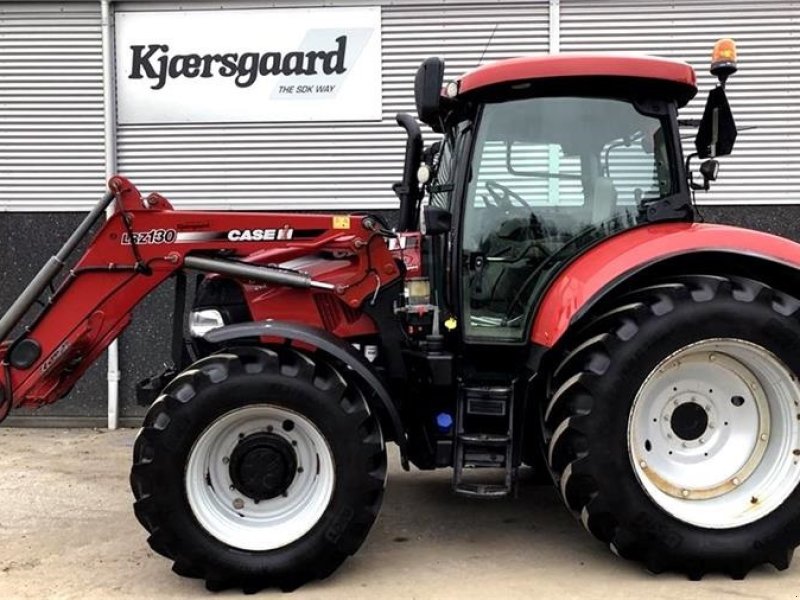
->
[462,95,674,341]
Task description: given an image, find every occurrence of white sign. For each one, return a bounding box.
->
[115,7,382,124]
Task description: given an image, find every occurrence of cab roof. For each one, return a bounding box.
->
[458,53,698,106]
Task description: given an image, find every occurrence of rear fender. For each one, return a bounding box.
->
[532,222,800,348]
[204,319,409,469]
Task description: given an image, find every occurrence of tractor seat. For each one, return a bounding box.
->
[591,177,618,223]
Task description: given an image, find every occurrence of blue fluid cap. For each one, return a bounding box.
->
[436,412,454,431]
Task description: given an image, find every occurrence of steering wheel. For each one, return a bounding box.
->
[485,180,532,209]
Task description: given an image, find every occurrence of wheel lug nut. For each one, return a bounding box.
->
[681,489,690,498]
[222,456,230,464]
[760,433,768,441]
[732,477,741,486]
[233,498,244,510]
[639,461,647,469]
[699,438,705,444]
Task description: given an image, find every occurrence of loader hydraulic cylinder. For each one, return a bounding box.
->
[183,255,336,290]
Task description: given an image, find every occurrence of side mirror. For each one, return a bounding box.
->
[415,57,445,133]
[695,86,737,158]
[421,205,451,236]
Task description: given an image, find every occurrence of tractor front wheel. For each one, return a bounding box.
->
[130,346,386,592]
[544,275,800,578]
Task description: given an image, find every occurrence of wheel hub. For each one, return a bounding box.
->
[670,401,709,441]
[229,432,297,501]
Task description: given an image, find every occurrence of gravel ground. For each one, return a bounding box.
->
[0,428,797,599]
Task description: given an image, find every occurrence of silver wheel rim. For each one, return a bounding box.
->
[185,405,335,551]
[629,338,800,528]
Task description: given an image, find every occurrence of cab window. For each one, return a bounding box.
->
[462,95,674,341]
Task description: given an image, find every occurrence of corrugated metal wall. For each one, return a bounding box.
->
[114,0,549,210]
[1,1,798,210]
[560,0,800,205]
[0,2,106,211]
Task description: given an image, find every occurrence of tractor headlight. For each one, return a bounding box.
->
[189,309,225,337]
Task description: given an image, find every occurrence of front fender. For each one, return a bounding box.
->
[205,319,408,469]
[531,222,800,348]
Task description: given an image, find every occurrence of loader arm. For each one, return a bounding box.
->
[0,176,401,414]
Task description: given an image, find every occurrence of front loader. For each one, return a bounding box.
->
[3,38,800,591]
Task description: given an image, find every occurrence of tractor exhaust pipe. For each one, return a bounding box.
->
[393,113,423,232]
[0,191,116,344]
[183,256,335,291]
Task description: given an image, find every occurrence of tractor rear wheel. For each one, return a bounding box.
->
[130,346,386,592]
[543,275,800,578]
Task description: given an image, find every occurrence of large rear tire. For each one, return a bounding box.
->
[130,346,386,592]
[543,275,800,578]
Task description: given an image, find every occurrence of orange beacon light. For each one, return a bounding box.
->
[711,38,738,83]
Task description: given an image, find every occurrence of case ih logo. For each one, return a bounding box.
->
[129,37,348,90]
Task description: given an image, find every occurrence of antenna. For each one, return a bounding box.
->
[477,24,499,66]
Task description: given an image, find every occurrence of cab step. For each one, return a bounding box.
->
[453,382,516,498]
[453,482,510,498]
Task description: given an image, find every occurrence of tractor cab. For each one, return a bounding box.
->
[452,89,683,342]
[398,48,737,346]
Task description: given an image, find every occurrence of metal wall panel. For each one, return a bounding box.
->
[560,0,800,205]
[114,0,549,210]
[0,2,106,211]
[6,1,795,210]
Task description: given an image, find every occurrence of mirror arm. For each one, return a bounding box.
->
[710,103,720,158]
[686,152,705,191]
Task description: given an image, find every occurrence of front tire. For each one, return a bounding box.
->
[130,346,386,592]
[544,275,800,578]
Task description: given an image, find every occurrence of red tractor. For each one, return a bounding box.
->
[1,39,799,590]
